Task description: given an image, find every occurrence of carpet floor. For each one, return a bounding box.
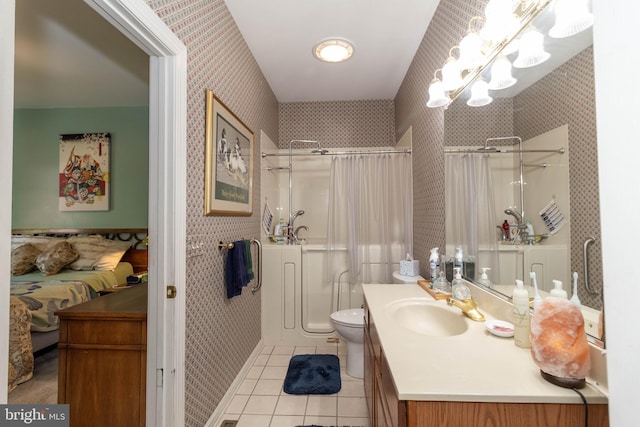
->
[8,347,58,404]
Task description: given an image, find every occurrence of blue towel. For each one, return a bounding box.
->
[225,240,251,298]
[243,239,254,281]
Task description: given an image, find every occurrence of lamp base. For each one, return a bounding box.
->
[540,370,586,389]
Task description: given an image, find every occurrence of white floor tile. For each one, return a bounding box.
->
[225,394,249,414]
[338,416,370,426]
[315,345,338,355]
[236,414,272,427]
[253,379,283,395]
[293,346,316,355]
[243,395,278,415]
[303,415,337,426]
[261,346,274,355]
[261,366,288,380]
[337,397,368,418]
[306,395,337,416]
[254,354,270,366]
[273,395,308,416]
[246,365,265,379]
[338,380,365,397]
[267,354,292,367]
[272,346,295,355]
[236,378,258,395]
[269,415,305,427]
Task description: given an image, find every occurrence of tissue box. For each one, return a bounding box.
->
[400,260,420,276]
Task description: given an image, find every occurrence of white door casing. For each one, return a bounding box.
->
[0,1,187,425]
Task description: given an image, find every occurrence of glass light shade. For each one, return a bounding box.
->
[441,58,463,91]
[513,30,550,68]
[458,31,484,70]
[488,55,517,90]
[426,80,451,108]
[480,0,518,43]
[549,0,594,38]
[313,39,354,63]
[467,79,493,107]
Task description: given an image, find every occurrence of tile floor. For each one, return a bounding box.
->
[217,344,370,427]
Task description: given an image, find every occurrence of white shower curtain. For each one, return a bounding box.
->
[327,153,412,285]
[445,153,500,279]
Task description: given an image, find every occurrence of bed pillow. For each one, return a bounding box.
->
[34,241,79,276]
[11,243,41,276]
[67,235,131,271]
[11,235,66,252]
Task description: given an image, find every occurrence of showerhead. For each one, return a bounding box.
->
[477,146,498,152]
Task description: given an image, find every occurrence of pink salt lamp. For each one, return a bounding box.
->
[530,298,591,388]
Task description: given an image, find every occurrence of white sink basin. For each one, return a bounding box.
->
[386,298,468,337]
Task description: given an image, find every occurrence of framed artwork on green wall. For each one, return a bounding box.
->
[59,133,110,211]
[204,89,254,216]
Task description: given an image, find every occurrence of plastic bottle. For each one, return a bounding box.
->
[477,267,493,289]
[454,247,463,270]
[429,248,440,283]
[451,267,470,300]
[512,279,531,348]
[502,220,510,240]
[550,280,568,299]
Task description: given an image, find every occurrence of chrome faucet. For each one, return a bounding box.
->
[504,208,529,244]
[446,297,486,322]
[292,225,309,244]
[287,209,305,244]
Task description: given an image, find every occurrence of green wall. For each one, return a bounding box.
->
[12,107,149,229]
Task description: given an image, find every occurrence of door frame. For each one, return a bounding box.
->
[0,1,187,425]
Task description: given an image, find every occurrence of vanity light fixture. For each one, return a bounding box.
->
[313,39,354,63]
[426,0,592,109]
[426,69,451,108]
[549,0,594,38]
[467,78,493,107]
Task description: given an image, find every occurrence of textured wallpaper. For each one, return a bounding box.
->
[145,1,278,426]
[279,100,395,149]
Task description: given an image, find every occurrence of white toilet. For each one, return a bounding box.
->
[392,270,425,284]
[330,308,365,379]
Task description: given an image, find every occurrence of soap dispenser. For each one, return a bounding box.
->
[512,279,531,348]
[550,280,568,299]
[429,247,440,283]
[451,267,471,300]
[477,267,493,289]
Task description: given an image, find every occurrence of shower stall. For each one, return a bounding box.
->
[260,142,412,346]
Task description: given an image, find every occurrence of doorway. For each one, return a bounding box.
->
[0,0,187,425]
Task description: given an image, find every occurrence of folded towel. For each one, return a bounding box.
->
[244,239,254,281]
[225,240,250,298]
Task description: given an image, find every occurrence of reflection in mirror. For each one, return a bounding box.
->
[444,42,604,346]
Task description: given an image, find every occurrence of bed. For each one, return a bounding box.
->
[7,228,148,392]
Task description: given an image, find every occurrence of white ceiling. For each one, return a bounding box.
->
[223,0,441,103]
[14,0,149,109]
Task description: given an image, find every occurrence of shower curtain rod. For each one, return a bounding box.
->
[261,148,412,158]
[444,148,565,154]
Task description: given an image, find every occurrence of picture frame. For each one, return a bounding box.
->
[59,132,110,211]
[204,89,254,216]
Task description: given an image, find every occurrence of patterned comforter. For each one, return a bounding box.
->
[8,297,34,393]
[9,281,91,332]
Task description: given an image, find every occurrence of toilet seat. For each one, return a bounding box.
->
[330,308,364,327]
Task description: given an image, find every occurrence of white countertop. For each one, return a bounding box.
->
[362,284,608,404]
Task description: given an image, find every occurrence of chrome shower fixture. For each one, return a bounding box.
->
[311,148,329,155]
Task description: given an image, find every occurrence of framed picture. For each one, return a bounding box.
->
[204,89,254,215]
[59,133,110,211]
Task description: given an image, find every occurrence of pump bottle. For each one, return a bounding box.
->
[512,279,531,348]
[477,267,493,289]
[550,280,568,299]
[429,248,440,283]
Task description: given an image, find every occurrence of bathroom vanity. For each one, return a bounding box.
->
[362,284,608,427]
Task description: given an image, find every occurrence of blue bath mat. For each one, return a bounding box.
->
[283,354,341,395]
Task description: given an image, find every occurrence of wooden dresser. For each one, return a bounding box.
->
[56,284,147,427]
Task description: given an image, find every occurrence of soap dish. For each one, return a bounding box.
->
[485,319,515,338]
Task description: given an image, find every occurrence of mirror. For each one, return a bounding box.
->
[444,29,604,344]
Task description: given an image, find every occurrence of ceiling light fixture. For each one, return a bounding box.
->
[426,0,592,108]
[313,39,354,63]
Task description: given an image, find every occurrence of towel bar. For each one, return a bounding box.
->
[218,238,262,294]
